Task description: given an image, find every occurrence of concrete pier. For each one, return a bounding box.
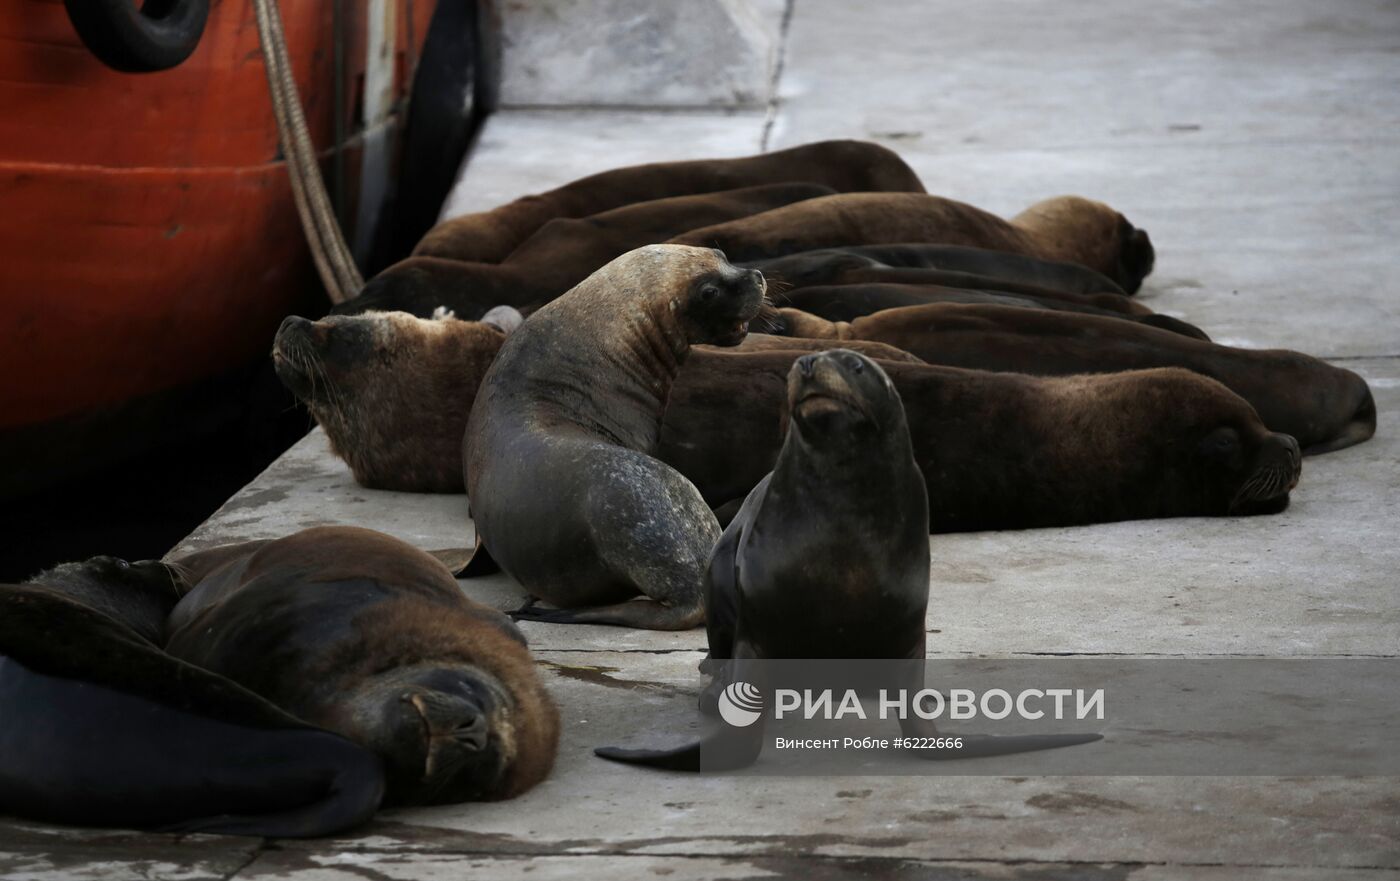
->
[4,0,1396,877]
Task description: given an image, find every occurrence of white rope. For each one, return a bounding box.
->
[253,0,363,304]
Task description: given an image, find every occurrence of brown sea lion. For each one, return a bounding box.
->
[749,243,1128,297]
[0,559,384,837]
[671,194,1156,294]
[415,139,926,263]
[597,351,1099,771]
[275,312,1300,532]
[463,245,768,630]
[165,526,559,805]
[770,281,1208,339]
[771,303,1376,454]
[272,311,916,493]
[342,183,837,320]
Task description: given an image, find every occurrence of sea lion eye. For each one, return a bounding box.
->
[1199,427,1239,457]
[699,285,720,301]
[115,559,130,570]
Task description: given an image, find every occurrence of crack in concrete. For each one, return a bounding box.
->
[760,0,797,151]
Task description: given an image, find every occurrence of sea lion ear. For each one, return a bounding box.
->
[481,305,524,335]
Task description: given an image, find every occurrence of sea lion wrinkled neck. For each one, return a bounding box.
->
[512,281,692,452]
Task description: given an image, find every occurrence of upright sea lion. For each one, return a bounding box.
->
[343,183,835,319]
[771,281,1208,339]
[165,527,559,805]
[416,139,926,263]
[596,351,1099,770]
[0,561,384,837]
[750,243,1127,296]
[672,194,1156,293]
[771,303,1376,454]
[277,312,1301,531]
[463,245,767,630]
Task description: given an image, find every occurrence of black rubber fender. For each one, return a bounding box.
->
[63,0,211,73]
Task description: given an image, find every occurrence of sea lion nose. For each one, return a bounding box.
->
[452,713,490,751]
[798,354,817,378]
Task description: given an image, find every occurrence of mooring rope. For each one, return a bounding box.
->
[253,0,363,304]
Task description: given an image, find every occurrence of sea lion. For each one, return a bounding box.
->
[416,139,927,263]
[660,353,1303,529]
[276,312,1301,532]
[463,245,767,630]
[343,183,836,319]
[272,311,916,493]
[595,351,1099,770]
[672,194,1156,293]
[0,561,384,837]
[771,281,1208,339]
[750,243,1128,296]
[770,303,1376,454]
[165,526,559,805]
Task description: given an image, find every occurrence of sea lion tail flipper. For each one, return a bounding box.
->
[160,735,386,838]
[910,732,1103,761]
[594,719,765,772]
[509,598,703,630]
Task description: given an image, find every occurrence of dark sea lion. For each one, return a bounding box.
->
[415,139,927,263]
[771,303,1376,454]
[342,183,836,319]
[0,563,383,837]
[672,194,1156,294]
[277,313,1303,527]
[464,246,767,630]
[596,351,1099,770]
[749,243,1127,296]
[165,526,559,805]
[770,282,1208,339]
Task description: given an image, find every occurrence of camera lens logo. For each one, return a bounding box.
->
[718,681,764,727]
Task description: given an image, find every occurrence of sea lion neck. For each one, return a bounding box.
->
[502,283,692,452]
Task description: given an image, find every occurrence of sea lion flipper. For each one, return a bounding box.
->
[159,738,385,838]
[594,720,766,772]
[426,547,476,575]
[452,536,502,578]
[510,598,702,631]
[907,732,1103,760]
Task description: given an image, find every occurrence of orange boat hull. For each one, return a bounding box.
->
[0,0,433,433]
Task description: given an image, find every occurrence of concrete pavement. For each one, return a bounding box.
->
[4,0,1397,877]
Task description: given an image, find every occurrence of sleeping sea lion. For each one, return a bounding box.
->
[343,182,834,319]
[165,526,559,805]
[771,303,1375,454]
[671,194,1156,293]
[415,139,926,263]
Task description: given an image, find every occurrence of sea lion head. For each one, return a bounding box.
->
[339,662,523,805]
[1094,369,1302,516]
[1013,196,1155,294]
[273,310,513,491]
[603,245,766,347]
[785,348,908,446]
